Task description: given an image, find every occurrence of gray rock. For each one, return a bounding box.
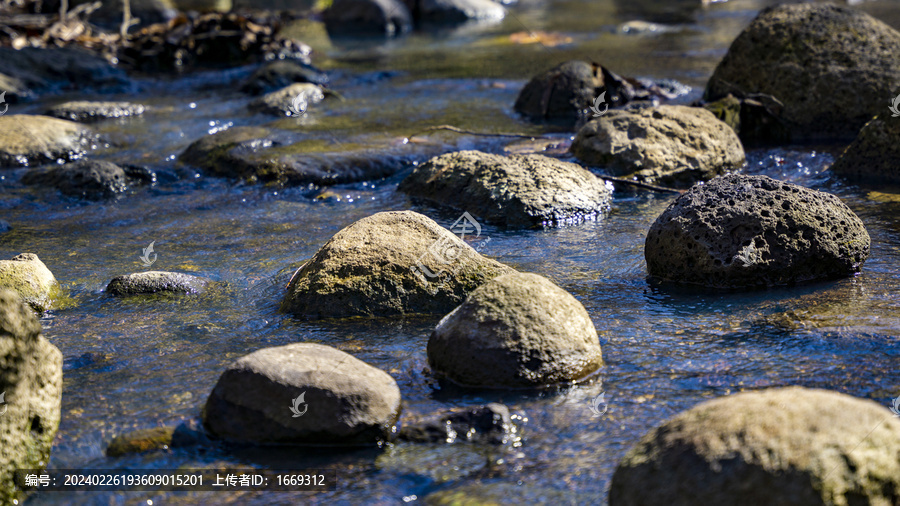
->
[427,272,602,388]
[572,105,745,187]
[704,3,900,142]
[0,47,129,98]
[399,403,516,444]
[21,160,129,199]
[404,0,504,23]
[0,289,63,504]
[831,114,900,183]
[399,150,611,228]
[0,253,60,313]
[45,101,147,123]
[644,174,870,288]
[609,387,900,506]
[514,61,604,126]
[248,83,325,116]
[203,343,401,445]
[106,271,211,296]
[178,126,405,186]
[241,60,329,95]
[281,210,516,319]
[323,0,413,36]
[0,115,96,168]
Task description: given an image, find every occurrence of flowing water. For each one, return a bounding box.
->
[4,0,900,503]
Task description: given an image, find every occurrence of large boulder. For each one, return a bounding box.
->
[45,101,147,123]
[106,271,211,296]
[830,115,900,183]
[514,61,604,126]
[178,126,405,186]
[398,150,612,228]
[22,160,130,199]
[644,174,870,288]
[322,0,412,36]
[0,254,60,313]
[609,387,900,506]
[0,115,96,168]
[203,343,401,445]
[704,3,900,142]
[0,289,63,504]
[427,272,602,388]
[281,211,515,319]
[571,105,745,187]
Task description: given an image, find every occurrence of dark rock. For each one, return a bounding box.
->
[0,47,129,98]
[427,272,602,388]
[45,101,147,123]
[398,150,611,228]
[203,343,401,446]
[241,60,329,95]
[609,387,900,506]
[21,160,129,199]
[404,0,504,23]
[0,221,10,233]
[323,0,412,36]
[831,114,900,183]
[281,210,516,319]
[0,289,63,504]
[400,403,515,444]
[644,174,870,289]
[0,115,96,167]
[704,4,900,142]
[571,105,745,187]
[106,271,211,295]
[700,93,790,147]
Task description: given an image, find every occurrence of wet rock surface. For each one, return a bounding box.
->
[427,272,602,388]
[241,60,329,95]
[21,160,135,199]
[45,101,147,123]
[704,3,900,142]
[323,0,413,36]
[203,343,401,445]
[831,114,900,183]
[248,83,325,116]
[398,150,612,228]
[0,47,129,99]
[399,403,515,444]
[571,105,745,187]
[0,253,60,312]
[404,0,505,23]
[106,271,211,295]
[0,289,63,504]
[645,174,870,288]
[609,387,900,506]
[281,211,516,319]
[0,115,96,167]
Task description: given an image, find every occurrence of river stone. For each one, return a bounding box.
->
[21,160,129,199]
[0,47,129,99]
[0,115,95,167]
[404,0,505,23]
[241,60,329,95]
[203,343,401,445]
[427,272,602,389]
[571,105,745,187]
[323,0,412,36]
[399,403,515,444]
[514,60,604,126]
[398,150,612,228]
[831,115,900,183]
[0,289,63,504]
[609,387,900,506]
[106,271,210,296]
[248,83,325,116]
[645,174,870,288]
[0,254,59,313]
[704,3,900,142]
[281,210,516,319]
[178,126,403,185]
[45,101,147,123]
[106,427,175,457]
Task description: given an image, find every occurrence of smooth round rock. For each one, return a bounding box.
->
[248,83,325,116]
[610,387,900,506]
[427,272,602,388]
[22,160,128,199]
[203,343,401,445]
[281,211,515,319]
[514,60,603,126]
[45,101,146,123]
[398,150,612,228]
[0,253,59,312]
[106,271,210,295]
[645,174,869,288]
[572,105,745,187]
[704,3,900,141]
[323,0,412,36]
[0,115,95,167]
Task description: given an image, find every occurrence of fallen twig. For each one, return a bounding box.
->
[596,176,683,194]
[408,124,557,140]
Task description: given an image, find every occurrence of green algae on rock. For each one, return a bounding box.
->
[0,253,60,312]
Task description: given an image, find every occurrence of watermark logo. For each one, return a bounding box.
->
[0,91,7,116]
[890,396,900,417]
[0,391,7,416]
[590,91,608,117]
[139,241,157,268]
[289,93,308,116]
[890,94,900,117]
[588,391,609,417]
[411,212,491,291]
[289,392,308,417]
